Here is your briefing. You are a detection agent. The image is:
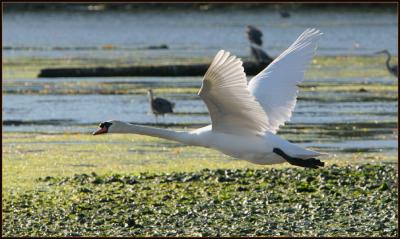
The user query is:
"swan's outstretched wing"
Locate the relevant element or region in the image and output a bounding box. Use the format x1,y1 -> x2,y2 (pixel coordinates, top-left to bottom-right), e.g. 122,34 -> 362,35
199,50 -> 271,135
248,28 -> 323,134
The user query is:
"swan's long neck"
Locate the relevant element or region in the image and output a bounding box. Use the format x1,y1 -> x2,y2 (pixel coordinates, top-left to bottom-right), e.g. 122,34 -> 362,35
114,123 -> 196,145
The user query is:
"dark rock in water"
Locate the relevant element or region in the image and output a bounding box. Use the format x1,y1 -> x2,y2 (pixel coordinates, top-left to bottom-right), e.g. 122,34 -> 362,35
146,44 -> 169,50
359,88 -> 368,92
280,11 -> 291,18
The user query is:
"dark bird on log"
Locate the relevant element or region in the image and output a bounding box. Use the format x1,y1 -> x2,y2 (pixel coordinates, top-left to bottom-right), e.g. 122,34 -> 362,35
147,89 -> 175,118
375,50 -> 398,78
246,25 -> 273,65
246,25 -> 263,46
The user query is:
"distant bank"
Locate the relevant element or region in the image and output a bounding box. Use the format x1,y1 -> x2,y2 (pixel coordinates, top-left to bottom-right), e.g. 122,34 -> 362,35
4,3 -> 397,12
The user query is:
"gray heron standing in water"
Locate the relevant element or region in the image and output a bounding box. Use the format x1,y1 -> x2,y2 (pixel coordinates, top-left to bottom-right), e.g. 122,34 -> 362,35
147,89 -> 174,121
375,50 -> 398,78
246,25 -> 273,66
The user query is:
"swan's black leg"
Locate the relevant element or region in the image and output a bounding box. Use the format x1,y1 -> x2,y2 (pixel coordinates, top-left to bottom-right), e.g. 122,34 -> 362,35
273,148 -> 324,169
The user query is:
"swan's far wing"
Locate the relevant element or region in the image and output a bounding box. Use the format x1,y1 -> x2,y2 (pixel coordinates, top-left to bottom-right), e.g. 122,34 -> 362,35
248,28 -> 323,133
199,50 -> 271,135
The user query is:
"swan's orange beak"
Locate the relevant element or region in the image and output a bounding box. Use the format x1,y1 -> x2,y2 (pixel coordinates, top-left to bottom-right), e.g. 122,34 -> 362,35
93,127 -> 108,135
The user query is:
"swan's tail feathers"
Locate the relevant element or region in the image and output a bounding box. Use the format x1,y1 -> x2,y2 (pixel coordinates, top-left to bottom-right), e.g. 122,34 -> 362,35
273,148 -> 325,169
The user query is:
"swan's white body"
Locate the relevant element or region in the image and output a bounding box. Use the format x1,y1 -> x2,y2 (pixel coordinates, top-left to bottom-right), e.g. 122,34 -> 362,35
94,29 -> 325,166
190,125 -> 322,165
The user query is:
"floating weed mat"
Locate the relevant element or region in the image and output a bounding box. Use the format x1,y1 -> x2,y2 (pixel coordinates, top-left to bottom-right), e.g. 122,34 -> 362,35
2,164 -> 397,236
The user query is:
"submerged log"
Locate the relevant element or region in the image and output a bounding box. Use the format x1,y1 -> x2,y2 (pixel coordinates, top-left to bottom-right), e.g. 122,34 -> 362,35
37,61 -> 270,78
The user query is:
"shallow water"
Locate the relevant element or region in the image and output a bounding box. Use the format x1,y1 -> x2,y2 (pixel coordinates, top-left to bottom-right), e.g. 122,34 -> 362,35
3,93 -> 397,125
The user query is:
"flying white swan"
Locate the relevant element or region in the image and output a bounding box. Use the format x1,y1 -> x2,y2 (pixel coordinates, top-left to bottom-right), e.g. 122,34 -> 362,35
93,28 -> 325,168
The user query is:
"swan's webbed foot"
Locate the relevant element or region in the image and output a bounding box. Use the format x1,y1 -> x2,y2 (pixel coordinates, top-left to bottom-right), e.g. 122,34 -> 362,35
273,148 -> 324,169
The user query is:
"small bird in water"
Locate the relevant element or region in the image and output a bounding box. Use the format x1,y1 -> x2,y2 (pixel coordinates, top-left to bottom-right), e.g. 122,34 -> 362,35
246,25 -> 273,66
147,89 -> 174,120
375,49 -> 398,78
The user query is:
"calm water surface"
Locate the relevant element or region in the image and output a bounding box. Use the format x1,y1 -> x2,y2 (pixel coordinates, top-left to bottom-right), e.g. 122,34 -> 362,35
3,8 -> 398,58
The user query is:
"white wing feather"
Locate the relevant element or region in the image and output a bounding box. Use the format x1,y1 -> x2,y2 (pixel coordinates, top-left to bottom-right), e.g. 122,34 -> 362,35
199,50 -> 271,135
248,28 -> 323,133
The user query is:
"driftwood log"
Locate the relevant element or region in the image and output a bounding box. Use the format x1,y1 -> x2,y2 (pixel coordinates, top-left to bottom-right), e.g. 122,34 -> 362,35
37,61 -> 271,78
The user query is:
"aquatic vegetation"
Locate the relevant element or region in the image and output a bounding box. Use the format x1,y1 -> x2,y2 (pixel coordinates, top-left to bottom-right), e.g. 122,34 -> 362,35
2,164 -> 397,236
